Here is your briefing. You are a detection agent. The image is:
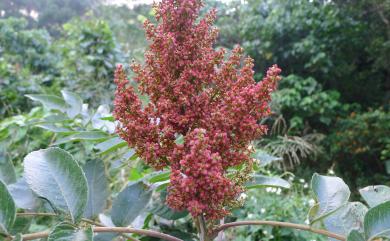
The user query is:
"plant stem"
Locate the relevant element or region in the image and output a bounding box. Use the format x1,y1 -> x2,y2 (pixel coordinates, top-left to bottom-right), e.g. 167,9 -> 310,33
16,212 -> 102,227
15,212 -> 140,241
197,215 -> 209,241
10,227 -> 183,241
212,220 -> 346,241
216,218 -> 224,241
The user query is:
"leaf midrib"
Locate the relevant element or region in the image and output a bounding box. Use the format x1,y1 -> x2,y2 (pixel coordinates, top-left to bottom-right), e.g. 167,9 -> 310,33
47,157 -> 73,221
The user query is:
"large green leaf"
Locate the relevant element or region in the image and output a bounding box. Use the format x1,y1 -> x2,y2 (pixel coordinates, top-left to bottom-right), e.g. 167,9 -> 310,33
53,131 -> 109,145
347,230 -> 365,241
359,185 -> 390,208
48,223 -> 92,241
61,90 -> 83,119
323,202 -> 367,239
26,94 -> 67,112
94,137 -> 127,155
83,160 -> 108,219
7,178 -> 41,210
24,148 -> 88,223
0,154 -> 16,185
0,180 -> 16,235
364,200 -> 390,240
310,173 -> 350,223
111,181 -> 152,227
245,175 -> 290,189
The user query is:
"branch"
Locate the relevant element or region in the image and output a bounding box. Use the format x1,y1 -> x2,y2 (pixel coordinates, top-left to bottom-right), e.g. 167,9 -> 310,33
197,214 -> 209,241
16,227 -> 183,241
16,212 -> 102,227
212,220 -> 346,241
15,213 -> 168,241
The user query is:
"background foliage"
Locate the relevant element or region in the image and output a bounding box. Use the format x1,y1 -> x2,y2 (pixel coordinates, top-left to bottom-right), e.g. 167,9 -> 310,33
0,0 -> 389,240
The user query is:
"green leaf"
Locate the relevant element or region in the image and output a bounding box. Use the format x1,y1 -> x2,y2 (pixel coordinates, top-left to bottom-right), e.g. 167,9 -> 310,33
323,202 -> 367,238
359,185 -> 390,208
83,160 -> 108,219
146,171 -> 171,184
245,175 -> 290,189
156,182 -> 169,192
251,150 -> 282,166
10,217 -> 31,236
91,105 -> 115,133
43,113 -> 70,123
364,200 -> 390,240
310,173 -> 350,223
61,90 -> 83,118
48,223 -> 92,241
99,116 -> 115,121
347,230 -> 365,241
24,148 -> 88,223
94,233 -> 117,241
148,188 -> 188,220
53,131 -> 109,145
128,168 -> 144,181
36,124 -> 75,134
0,180 -> 16,235
26,94 -> 67,112
7,178 -> 41,210
94,137 -> 127,155
111,181 -> 152,227
0,154 -> 16,185
308,203 -> 320,223
12,233 -> 22,241
98,213 -> 114,227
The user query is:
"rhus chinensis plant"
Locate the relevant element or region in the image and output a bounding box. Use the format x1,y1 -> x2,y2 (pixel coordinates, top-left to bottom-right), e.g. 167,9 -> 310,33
2,1 -> 390,241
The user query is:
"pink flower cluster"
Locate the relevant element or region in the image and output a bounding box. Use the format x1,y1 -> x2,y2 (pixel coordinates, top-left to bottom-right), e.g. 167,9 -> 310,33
113,0 -> 281,219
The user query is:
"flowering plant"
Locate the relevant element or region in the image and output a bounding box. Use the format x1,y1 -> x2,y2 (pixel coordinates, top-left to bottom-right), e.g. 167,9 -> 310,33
113,0 -> 281,220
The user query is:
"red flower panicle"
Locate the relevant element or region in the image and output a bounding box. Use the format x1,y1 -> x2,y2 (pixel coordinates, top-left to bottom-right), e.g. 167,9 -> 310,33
114,0 -> 281,219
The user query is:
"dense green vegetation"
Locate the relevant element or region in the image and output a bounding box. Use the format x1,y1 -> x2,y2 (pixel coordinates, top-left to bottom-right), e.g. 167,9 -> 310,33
0,0 -> 389,240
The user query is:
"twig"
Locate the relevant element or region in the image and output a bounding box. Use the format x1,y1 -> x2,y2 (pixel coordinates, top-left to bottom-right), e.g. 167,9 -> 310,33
18,227 -> 183,241
16,212 -> 141,241
16,212 -> 103,227
212,220 -> 346,241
